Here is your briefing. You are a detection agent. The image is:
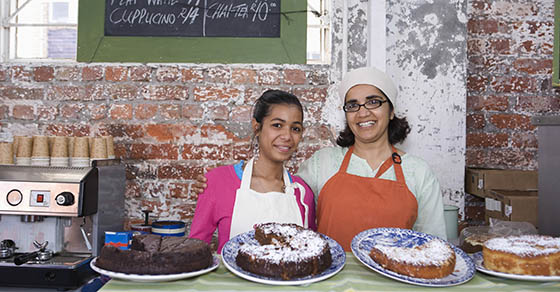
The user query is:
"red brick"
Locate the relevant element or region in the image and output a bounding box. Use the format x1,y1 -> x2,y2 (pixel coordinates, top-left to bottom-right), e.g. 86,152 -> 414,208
541,42 -> 554,55
469,1 -> 491,16
231,68 -> 257,84
488,39 -> 510,54
135,104 -> 158,120
12,105 -> 34,120
157,163 -> 204,180
125,181 -> 142,199
490,114 -> 534,130
0,67 -> 9,81
82,66 -> 103,81
60,104 -> 84,119
467,75 -> 488,92
47,85 -> 86,101
292,87 -> 328,102
143,85 -> 189,100
0,105 -> 7,119
200,124 -> 240,141
511,132 -> 537,148
466,148 -> 536,170
85,84 -> 106,100
467,95 -> 508,111
257,70 -> 282,85
181,68 -> 205,83
46,124 -> 90,137
106,66 -> 128,81
12,66 -> 32,82
466,132 -> 508,147
130,66 -> 152,81
516,40 -> 536,54
33,66 -> 54,82
493,2 -> 537,17
0,86 -> 44,100
512,21 -> 549,36
304,104 -> 323,123
467,19 -> 498,34
110,104 -> 133,120
169,182 -> 192,199
206,67 -> 230,83
307,70 -> 329,85
172,203 -> 197,220
100,124 -> 144,139
515,95 -> 560,113
513,59 -> 552,74
490,76 -> 537,93
129,143 -> 179,160
89,104 -> 107,120
143,181 -> 166,198
156,66 -> 180,82
193,86 -> 240,102
243,87 -> 263,104
207,105 -> 229,121
182,143 -> 233,160
55,66 -> 80,81
231,105 -> 252,122
145,124 -> 195,142
160,104 -> 181,119
283,69 -> 306,85
467,39 -> 485,55
232,142 -> 252,161
467,113 -> 486,129
124,162 -> 157,179
182,104 -> 204,120
107,84 -> 139,100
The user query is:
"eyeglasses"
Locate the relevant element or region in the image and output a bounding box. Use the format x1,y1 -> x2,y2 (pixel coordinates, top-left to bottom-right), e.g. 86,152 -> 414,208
343,99 -> 387,112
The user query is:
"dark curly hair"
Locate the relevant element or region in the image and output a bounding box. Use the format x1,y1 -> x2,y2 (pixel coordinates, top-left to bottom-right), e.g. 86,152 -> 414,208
336,98 -> 411,147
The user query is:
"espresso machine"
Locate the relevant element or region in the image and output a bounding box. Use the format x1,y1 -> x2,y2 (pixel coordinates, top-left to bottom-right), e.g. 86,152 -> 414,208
0,161 -> 125,289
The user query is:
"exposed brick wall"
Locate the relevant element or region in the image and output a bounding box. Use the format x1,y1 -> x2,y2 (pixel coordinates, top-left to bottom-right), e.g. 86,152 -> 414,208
0,64 -> 333,227
466,0 -> 559,171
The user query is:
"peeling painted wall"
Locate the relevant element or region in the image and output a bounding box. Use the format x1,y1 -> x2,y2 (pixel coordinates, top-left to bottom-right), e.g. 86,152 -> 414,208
326,0 -> 468,216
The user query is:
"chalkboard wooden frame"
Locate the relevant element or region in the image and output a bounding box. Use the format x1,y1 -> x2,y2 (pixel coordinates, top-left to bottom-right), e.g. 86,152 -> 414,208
553,0 -> 560,87
77,0 -> 306,64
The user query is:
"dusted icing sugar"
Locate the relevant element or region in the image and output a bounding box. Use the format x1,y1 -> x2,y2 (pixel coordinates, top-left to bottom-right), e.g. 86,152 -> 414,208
484,235 -> 560,257
375,239 -> 454,266
239,223 -> 329,264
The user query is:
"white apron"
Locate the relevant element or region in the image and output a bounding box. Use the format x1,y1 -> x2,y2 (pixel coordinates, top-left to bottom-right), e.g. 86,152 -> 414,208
229,158 -> 309,239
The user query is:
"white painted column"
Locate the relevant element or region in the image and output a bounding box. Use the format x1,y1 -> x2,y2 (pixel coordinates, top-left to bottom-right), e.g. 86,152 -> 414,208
367,0 -> 386,71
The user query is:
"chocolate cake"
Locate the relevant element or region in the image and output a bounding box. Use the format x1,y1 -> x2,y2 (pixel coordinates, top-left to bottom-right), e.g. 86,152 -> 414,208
235,223 -> 332,280
96,234 -> 212,275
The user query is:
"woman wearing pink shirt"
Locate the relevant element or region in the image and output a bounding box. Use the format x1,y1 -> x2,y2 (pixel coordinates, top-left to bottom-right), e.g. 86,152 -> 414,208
188,90 -> 316,253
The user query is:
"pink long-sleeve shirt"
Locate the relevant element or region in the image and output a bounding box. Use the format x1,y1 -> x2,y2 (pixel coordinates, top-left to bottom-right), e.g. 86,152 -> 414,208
189,163 -> 316,253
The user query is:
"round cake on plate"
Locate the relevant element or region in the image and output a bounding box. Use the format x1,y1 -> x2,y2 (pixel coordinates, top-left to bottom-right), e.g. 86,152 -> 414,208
235,223 -> 332,280
96,234 -> 213,275
369,237 -> 456,279
483,235 -> 560,276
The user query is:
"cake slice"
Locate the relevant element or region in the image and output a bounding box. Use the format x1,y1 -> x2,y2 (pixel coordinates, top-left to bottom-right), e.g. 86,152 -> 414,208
369,238 -> 456,279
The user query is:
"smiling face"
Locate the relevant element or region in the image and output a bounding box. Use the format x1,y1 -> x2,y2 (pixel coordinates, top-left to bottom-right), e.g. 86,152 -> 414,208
344,84 -> 394,147
253,104 -> 304,164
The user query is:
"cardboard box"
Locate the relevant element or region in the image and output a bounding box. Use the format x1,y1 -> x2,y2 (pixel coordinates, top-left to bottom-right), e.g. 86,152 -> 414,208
484,190 -> 538,227
465,168 -> 538,197
104,231 -> 133,250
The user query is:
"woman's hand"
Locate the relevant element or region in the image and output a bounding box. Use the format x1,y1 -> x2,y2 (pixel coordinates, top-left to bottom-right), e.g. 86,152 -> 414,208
191,174 -> 208,195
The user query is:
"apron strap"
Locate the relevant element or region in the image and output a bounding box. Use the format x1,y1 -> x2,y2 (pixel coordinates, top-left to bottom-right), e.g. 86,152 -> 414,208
338,146 -> 354,173
374,146 -> 406,184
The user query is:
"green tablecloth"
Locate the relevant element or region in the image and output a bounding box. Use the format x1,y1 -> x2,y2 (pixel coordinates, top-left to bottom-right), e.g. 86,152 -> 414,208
100,253 -> 560,292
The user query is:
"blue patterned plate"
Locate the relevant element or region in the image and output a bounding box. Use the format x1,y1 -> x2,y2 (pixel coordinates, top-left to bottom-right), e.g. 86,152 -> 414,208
472,252 -> 560,281
90,255 -> 219,282
221,230 -> 345,285
351,228 -> 475,287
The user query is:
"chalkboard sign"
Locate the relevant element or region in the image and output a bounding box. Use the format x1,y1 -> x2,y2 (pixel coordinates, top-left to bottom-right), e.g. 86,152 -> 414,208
77,0 -> 306,63
105,0 -> 281,37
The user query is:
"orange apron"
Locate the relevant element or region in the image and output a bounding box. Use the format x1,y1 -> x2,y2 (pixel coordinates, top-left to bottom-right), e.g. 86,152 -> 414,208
317,146 -> 418,251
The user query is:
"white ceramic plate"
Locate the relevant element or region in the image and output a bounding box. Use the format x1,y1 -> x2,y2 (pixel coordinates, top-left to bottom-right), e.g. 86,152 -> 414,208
90,255 -> 219,282
221,230 -> 345,286
472,252 -> 560,281
351,228 -> 475,287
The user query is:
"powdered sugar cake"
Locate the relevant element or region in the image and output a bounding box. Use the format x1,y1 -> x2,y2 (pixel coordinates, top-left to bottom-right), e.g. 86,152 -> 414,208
483,235 -> 560,276
369,238 -> 456,279
235,223 -> 332,280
